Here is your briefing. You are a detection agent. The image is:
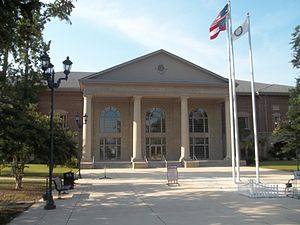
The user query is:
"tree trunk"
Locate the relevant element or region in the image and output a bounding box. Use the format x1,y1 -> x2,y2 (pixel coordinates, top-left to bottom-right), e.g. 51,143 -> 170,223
12,158 -> 25,190
15,173 -> 23,189
0,48 -> 9,82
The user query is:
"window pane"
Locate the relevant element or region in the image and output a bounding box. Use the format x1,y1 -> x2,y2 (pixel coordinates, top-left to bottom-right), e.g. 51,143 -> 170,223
195,138 -> 204,144
100,107 -> 121,133
189,137 -> 209,160
189,108 -> 208,134
100,137 -> 121,160
238,117 -> 248,129
146,108 -> 166,133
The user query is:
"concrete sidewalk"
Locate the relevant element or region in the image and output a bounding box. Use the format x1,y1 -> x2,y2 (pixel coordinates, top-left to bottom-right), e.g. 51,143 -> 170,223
9,167 -> 300,225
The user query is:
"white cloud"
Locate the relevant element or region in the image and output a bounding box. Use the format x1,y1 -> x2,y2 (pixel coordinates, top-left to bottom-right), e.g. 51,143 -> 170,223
73,0 -> 228,75
69,0 -> 297,85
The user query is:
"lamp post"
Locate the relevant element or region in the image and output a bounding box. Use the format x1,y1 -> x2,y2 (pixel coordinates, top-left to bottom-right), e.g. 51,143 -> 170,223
75,113 -> 88,178
41,52 -> 73,210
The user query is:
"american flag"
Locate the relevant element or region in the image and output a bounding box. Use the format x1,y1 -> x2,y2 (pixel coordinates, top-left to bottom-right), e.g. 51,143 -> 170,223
209,4 -> 229,40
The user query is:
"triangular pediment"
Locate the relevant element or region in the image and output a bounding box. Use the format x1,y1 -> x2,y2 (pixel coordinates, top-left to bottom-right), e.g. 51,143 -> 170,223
80,49 -> 228,85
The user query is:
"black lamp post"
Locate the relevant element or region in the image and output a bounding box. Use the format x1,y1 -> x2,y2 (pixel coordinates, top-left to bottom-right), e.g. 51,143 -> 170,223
41,52 -> 73,210
75,113 -> 88,179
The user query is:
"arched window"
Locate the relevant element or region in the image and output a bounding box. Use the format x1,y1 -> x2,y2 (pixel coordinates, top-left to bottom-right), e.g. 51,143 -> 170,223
99,107 -> 121,160
189,108 -> 209,160
146,108 -> 165,133
189,108 -> 208,133
100,107 -> 121,133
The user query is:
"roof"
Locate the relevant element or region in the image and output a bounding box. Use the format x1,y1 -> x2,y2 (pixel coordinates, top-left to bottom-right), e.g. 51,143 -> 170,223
55,71 -> 94,89
236,80 -> 292,95
55,49 -> 293,95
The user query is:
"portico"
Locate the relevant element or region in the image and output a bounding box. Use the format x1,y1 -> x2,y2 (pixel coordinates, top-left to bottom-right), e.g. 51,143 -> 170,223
79,50 -> 232,168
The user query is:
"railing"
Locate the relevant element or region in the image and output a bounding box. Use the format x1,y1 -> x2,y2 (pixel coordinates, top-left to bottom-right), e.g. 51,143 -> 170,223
144,155 -> 148,163
130,156 -> 134,169
182,159 -> 187,168
238,179 -> 279,198
162,155 -> 167,168
192,154 -> 198,160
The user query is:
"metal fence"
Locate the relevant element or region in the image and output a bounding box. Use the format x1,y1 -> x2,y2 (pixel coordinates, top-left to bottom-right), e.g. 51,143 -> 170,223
238,179 -> 279,198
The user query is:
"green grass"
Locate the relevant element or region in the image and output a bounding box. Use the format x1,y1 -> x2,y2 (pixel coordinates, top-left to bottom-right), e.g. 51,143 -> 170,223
259,160 -> 299,172
0,164 -> 78,178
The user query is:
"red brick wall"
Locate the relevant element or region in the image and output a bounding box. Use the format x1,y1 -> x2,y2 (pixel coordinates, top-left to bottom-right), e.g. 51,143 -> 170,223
38,90 -> 83,131
237,94 -> 289,133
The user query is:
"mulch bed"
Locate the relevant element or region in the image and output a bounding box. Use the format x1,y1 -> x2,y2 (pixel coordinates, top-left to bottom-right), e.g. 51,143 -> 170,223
0,181 -> 45,225
0,202 -> 33,225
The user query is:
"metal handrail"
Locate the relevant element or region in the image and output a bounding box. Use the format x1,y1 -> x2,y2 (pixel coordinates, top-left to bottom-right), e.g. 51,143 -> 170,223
193,154 -> 198,160
144,155 -> 148,163
162,155 -> 167,168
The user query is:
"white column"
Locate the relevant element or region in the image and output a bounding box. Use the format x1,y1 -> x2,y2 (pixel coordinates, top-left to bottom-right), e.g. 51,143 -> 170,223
180,96 -> 190,161
132,96 -> 142,160
82,95 -> 92,162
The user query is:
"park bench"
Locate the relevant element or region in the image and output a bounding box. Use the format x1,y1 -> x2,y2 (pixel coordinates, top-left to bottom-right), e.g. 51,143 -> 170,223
52,176 -> 72,199
285,171 -> 300,197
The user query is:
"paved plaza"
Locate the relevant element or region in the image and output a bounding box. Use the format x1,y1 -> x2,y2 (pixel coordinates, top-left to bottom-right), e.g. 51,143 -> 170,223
9,167 -> 300,225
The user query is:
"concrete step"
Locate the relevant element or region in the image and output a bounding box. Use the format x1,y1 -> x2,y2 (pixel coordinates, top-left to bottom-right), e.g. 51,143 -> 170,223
147,161 -> 182,168
83,160 -> 246,169
93,161 -> 132,169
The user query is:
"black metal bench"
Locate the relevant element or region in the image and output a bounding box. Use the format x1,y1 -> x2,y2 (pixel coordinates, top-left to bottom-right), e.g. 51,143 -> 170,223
285,171 -> 300,197
285,178 -> 294,194
52,176 -> 72,199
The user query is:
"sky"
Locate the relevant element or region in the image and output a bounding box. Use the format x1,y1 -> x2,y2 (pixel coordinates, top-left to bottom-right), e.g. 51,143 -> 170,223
44,0 -> 300,86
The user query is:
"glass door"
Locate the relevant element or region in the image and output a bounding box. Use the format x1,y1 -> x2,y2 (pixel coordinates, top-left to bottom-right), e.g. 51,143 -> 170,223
150,145 -> 162,160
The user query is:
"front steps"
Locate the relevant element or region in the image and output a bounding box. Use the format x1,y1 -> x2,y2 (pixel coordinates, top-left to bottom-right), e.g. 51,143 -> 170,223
81,160 -> 246,169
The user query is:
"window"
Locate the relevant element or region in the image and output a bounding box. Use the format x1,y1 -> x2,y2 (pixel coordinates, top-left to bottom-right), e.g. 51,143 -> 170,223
189,108 -> 208,133
99,107 -> 121,160
100,138 -> 121,160
145,108 -> 166,160
190,137 -> 209,159
189,108 -> 209,159
238,117 -> 249,130
146,108 -> 166,133
100,107 -> 121,133
59,114 -> 67,129
54,110 -> 68,129
273,113 -> 281,128
145,137 -> 166,160
272,105 -> 280,111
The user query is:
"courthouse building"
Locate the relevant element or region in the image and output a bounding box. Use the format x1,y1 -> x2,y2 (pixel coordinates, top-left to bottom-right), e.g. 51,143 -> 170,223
38,50 -> 292,168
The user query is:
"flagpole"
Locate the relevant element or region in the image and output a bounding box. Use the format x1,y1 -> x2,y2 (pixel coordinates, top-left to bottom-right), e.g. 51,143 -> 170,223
247,13 -> 260,183
226,14 -> 236,184
228,0 -> 241,181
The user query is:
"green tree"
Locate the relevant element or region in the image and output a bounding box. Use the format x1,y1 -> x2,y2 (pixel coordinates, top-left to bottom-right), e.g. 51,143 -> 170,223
291,25 -> 300,69
0,0 -> 76,189
272,25 -> 300,160
0,104 -> 77,189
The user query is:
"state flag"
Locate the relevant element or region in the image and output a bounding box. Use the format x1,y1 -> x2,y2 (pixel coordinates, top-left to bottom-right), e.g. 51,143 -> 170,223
232,18 -> 249,41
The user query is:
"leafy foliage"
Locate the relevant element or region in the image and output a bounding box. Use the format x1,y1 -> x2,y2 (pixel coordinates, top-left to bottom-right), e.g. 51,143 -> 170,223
291,25 -> 300,69
0,0 -> 76,189
271,25 -> 300,160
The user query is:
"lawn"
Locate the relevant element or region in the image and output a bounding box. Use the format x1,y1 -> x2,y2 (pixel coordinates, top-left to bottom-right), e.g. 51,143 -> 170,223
0,164 -> 78,178
259,160 -> 299,172
0,164 -> 77,225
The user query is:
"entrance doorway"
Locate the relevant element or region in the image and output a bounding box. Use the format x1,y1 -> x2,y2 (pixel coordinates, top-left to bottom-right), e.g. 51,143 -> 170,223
100,137 -> 121,160
149,145 -> 163,160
